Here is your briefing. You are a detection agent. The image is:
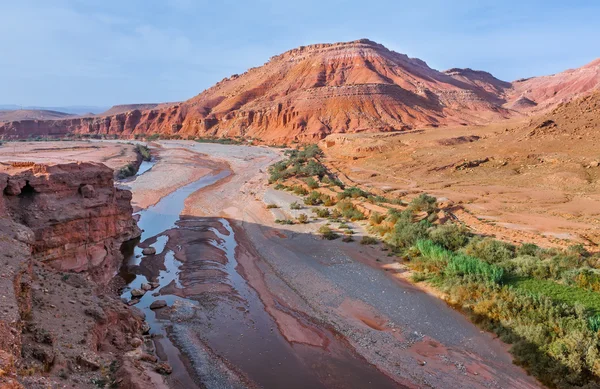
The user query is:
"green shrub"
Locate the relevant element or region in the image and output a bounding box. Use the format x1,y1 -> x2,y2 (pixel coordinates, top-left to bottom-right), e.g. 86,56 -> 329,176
302,160 -> 327,177
292,186 -> 308,196
135,144 -> 152,161
517,243 -> 541,256
266,204 -> 279,209
320,194 -> 336,206
369,212 -> 385,225
407,193 -> 437,213
290,201 -> 302,210
318,226 -> 339,240
429,223 -> 471,251
336,201 -> 365,221
463,237 -> 515,263
338,187 -> 370,200
446,253 -> 504,283
384,212 -> 429,248
296,214 -> 309,224
275,219 -> 294,225
304,191 -> 323,206
305,177 -> 319,189
589,315 -> 600,332
360,236 -> 379,245
312,208 -> 330,218
117,163 -> 137,179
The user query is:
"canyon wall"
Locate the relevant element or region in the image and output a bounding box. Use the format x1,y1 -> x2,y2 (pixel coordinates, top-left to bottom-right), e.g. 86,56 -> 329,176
0,162 -> 142,387
0,162 -> 141,282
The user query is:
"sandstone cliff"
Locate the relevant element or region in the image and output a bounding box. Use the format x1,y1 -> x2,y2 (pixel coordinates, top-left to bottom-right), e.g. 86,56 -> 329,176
0,162 -> 145,388
0,162 -> 141,282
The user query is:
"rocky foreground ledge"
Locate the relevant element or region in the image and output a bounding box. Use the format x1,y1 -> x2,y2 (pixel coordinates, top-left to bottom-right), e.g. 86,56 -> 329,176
0,162 -> 159,388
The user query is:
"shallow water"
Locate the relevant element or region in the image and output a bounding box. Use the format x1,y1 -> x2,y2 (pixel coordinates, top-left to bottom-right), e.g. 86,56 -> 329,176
136,158 -> 156,176
119,169 -> 402,388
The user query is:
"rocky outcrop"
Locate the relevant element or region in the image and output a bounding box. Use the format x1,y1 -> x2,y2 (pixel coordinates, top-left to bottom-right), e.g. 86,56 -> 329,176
0,39 -> 598,144
0,162 -> 141,282
0,162 -> 144,388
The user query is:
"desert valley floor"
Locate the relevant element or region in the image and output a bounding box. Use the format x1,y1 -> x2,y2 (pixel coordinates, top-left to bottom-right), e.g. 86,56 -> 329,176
0,140 -> 546,388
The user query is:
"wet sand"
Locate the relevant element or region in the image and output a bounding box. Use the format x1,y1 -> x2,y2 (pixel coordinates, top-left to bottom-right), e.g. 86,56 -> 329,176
120,140 -> 543,389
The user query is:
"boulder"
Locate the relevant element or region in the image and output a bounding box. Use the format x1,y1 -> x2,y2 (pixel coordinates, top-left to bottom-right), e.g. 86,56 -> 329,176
155,362 -> 172,375
142,247 -> 156,255
131,289 -> 145,298
141,283 -> 152,291
149,300 -> 168,310
129,337 -> 143,348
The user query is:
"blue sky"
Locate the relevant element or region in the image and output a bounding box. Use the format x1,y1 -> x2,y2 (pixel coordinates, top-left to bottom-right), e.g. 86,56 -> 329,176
1,0 -> 599,107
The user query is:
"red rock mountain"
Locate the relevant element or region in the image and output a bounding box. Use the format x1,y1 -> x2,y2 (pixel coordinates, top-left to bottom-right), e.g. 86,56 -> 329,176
0,39 -> 598,143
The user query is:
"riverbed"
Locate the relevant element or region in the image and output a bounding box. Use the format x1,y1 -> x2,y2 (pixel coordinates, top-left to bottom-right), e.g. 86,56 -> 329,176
118,141 -> 542,389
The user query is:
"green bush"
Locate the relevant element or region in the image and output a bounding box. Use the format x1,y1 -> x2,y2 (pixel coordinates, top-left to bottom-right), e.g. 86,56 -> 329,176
318,225 -> 339,240
369,212 -> 385,225
117,163 -> 137,179
290,201 -> 302,210
296,214 -> 308,224
360,236 -> 379,245
305,177 -> 319,189
407,193 -> 437,213
320,194 -> 336,206
336,201 -> 365,221
429,223 -> 471,251
446,253 -> 504,283
304,191 -> 323,206
312,208 -> 330,218
135,144 -> 152,161
384,211 -> 429,248
292,186 -> 308,196
338,187 -> 370,200
463,237 -> 515,263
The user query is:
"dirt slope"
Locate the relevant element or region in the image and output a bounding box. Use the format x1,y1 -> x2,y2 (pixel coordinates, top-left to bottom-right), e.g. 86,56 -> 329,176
507,58 -> 600,112
321,92 -> 600,249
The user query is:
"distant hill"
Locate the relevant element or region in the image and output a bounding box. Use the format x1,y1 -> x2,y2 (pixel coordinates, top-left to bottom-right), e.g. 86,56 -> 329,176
98,103 -> 179,116
0,109 -> 74,122
0,105 -> 108,115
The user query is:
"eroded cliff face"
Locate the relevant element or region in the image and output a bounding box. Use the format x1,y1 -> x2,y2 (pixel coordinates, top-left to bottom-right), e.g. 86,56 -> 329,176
0,162 -> 146,388
1,162 -> 141,282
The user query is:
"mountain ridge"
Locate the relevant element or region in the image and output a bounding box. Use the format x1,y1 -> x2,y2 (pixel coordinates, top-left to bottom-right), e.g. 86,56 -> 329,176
0,39 -> 598,143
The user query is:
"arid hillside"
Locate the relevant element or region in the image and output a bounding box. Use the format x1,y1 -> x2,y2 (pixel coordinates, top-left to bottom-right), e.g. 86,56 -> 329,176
507,58 -> 600,112
321,91 -> 600,249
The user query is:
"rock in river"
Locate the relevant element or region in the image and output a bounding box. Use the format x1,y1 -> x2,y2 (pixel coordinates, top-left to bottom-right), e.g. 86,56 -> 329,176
131,289 -> 145,298
149,300 -> 167,310
142,247 -> 156,255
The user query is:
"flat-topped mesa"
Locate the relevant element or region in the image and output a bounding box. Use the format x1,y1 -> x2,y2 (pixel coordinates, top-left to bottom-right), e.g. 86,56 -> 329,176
0,40 -> 598,144
0,162 -> 141,283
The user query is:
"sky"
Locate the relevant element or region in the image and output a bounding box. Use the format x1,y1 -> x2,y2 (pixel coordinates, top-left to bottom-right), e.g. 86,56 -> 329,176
1,0 -> 599,107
